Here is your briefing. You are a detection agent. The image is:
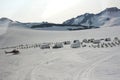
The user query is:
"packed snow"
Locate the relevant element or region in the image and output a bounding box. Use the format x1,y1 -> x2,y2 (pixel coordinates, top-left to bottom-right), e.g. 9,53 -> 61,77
0,26 -> 120,80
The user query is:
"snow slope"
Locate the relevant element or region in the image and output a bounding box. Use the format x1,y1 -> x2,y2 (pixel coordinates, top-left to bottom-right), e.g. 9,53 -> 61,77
0,26 -> 120,80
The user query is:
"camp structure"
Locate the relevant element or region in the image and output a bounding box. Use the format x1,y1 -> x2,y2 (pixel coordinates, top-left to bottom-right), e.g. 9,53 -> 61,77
92,40 -> 101,44
52,42 -> 63,49
40,43 -> 50,49
105,38 -> 111,42
71,40 -> 80,48
63,41 -> 71,45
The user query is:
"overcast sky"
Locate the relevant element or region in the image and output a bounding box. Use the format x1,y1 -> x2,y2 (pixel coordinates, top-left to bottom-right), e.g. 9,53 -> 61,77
0,0 -> 120,23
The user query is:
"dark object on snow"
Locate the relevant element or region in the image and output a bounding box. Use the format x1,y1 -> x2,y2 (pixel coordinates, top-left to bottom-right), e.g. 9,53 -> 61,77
40,44 -> 50,49
52,43 -> 63,49
63,41 -> 71,45
71,40 -> 80,48
105,38 -> 111,41
5,49 -> 20,55
92,40 -> 101,44
73,40 -> 80,43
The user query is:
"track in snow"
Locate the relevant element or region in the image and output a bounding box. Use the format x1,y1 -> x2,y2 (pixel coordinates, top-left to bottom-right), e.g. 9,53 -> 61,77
76,51 -> 118,80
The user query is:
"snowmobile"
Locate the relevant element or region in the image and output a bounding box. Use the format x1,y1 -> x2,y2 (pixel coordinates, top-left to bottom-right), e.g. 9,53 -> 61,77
5,49 -> 20,55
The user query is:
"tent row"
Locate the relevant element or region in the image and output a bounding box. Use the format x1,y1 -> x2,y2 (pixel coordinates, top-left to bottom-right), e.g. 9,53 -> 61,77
1,37 -> 120,50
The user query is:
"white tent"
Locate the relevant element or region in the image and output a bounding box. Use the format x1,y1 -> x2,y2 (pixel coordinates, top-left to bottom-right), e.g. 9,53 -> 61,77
71,40 -> 80,48
52,42 -> 63,49
40,43 -> 50,49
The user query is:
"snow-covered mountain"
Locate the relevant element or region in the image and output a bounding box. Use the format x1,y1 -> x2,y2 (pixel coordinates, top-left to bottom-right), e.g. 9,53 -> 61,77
0,7 -> 120,30
0,17 -> 25,28
63,7 -> 120,27
0,17 -> 43,28
0,17 -> 13,24
0,17 -> 89,31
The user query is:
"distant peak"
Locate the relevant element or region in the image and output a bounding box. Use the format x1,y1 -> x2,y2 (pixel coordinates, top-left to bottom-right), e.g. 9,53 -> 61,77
84,13 -> 93,15
104,7 -> 120,12
0,17 -> 13,22
84,13 -> 94,16
76,13 -> 94,18
96,7 -> 120,16
0,17 -> 10,20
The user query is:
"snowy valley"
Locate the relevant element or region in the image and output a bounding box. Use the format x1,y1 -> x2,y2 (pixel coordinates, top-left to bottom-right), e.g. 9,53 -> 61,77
0,26 -> 120,80
0,7 -> 120,80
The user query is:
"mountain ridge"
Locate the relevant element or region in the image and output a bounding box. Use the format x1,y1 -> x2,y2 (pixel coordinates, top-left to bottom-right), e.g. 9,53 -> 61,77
0,7 -> 120,29
63,7 -> 120,27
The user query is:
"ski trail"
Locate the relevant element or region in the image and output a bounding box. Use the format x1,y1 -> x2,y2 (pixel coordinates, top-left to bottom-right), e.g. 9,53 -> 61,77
76,52 -> 117,80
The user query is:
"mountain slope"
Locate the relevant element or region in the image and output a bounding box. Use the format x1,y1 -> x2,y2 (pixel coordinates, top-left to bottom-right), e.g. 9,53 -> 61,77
0,17 -> 44,29
63,7 -> 120,27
